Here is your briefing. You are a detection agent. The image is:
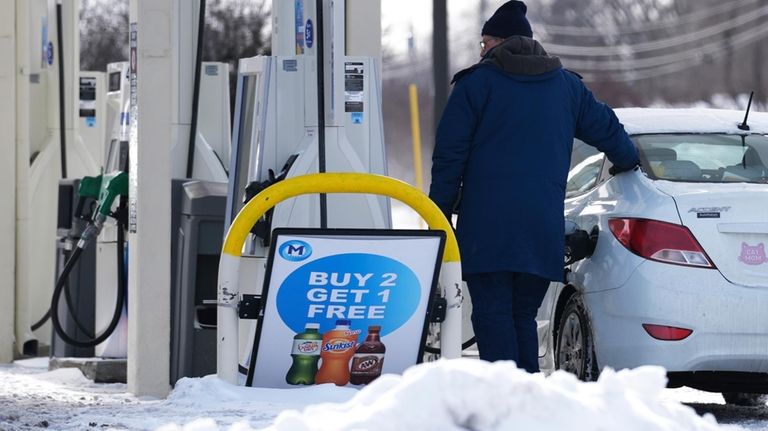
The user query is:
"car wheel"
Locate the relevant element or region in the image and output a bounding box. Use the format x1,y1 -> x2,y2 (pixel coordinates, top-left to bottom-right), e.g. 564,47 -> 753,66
722,392 -> 768,407
555,294 -> 599,381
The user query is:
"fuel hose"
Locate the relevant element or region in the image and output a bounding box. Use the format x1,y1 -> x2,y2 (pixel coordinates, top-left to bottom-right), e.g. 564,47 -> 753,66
30,250 -> 94,335
50,218 -> 127,348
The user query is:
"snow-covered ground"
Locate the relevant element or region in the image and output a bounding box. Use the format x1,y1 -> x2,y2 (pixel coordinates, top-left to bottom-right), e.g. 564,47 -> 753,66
3,357 -> 768,431
3,201 -> 766,431
4,203 -> 768,430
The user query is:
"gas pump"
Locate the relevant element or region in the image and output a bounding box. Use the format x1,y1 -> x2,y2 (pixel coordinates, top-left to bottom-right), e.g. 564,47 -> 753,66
78,71 -> 107,165
41,2 -> 231,394
94,61 -> 130,358
49,61 -> 132,359
50,55 -> 233,364
226,0 -> 389,274
48,69 -> 109,359
50,171 -> 129,353
226,0 -> 389,245
222,0 -> 390,381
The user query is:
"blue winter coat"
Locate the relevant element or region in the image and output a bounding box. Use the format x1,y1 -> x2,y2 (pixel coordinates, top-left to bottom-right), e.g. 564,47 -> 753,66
429,37 -> 639,282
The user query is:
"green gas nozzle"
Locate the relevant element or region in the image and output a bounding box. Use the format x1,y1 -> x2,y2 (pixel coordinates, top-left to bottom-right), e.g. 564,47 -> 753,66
77,175 -> 103,199
76,172 -> 129,249
96,172 -> 129,218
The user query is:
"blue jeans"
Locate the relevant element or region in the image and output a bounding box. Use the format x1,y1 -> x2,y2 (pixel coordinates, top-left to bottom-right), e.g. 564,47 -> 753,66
465,272 -> 550,372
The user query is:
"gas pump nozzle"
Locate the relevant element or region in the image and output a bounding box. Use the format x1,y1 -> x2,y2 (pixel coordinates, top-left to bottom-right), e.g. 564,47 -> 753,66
563,220 -> 598,283
76,172 -> 129,249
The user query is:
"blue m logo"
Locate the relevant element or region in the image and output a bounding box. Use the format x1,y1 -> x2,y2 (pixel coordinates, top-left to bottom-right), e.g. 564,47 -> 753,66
279,240 -> 312,262
287,245 -> 304,255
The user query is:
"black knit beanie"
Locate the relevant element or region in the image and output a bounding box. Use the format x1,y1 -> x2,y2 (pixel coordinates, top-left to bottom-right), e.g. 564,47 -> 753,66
481,1 -> 533,39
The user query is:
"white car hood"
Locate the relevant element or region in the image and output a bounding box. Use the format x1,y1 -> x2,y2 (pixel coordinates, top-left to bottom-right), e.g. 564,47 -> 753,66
654,181 -> 768,288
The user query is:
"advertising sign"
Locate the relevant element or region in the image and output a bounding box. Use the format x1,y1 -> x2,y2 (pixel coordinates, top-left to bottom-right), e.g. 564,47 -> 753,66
247,229 -> 445,388
128,23 -> 138,233
294,0 -> 304,54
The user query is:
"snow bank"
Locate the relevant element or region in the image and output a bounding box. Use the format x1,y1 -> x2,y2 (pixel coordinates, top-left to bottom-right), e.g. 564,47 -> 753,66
166,375 -> 358,410
264,359 -> 736,431
161,359 -> 741,431
34,367 -> 94,386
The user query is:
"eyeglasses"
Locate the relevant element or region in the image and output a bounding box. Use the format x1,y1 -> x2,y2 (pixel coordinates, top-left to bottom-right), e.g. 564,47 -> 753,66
479,37 -> 503,51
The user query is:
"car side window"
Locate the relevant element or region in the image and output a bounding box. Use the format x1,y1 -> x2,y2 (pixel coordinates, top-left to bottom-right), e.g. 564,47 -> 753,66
566,140 -> 604,198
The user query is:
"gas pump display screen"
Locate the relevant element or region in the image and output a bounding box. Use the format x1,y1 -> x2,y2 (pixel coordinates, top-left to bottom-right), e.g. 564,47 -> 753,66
344,62 -> 365,113
109,71 -> 121,92
247,228 -> 445,389
79,77 -> 97,117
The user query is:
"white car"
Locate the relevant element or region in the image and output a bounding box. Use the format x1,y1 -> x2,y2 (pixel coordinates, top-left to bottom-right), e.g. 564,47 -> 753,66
536,108 -> 768,404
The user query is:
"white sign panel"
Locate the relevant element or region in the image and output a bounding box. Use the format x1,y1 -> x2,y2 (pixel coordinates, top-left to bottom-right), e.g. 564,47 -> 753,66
248,229 -> 445,389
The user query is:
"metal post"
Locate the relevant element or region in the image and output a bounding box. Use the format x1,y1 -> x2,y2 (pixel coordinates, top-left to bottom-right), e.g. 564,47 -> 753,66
56,1 -> 67,178
432,0 -> 449,131
316,0 -> 328,228
185,0 -> 206,179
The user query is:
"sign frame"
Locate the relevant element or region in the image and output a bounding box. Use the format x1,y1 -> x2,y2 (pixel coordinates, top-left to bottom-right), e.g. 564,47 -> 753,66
245,228 -> 446,388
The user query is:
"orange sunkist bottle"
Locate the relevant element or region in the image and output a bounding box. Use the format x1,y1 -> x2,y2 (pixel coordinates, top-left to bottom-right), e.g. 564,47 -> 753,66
314,319 -> 361,386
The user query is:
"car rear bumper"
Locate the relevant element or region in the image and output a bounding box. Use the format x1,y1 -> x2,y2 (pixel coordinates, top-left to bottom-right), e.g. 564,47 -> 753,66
667,371 -> 768,393
588,260 -> 768,374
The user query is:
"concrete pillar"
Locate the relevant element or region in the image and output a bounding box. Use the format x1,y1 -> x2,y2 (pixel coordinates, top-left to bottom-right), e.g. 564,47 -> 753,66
14,0 -> 84,352
345,0 -> 381,59
271,0 -> 294,56
0,0 -> 17,364
14,0 -> 35,357
127,0 -> 173,397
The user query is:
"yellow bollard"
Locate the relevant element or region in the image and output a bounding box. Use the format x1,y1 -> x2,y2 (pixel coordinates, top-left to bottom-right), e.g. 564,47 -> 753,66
409,84 -> 424,192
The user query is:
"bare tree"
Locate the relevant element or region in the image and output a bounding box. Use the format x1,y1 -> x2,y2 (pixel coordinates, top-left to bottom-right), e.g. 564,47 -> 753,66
80,0 -> 269,70
203,0 -> 270,61
80,0 -> 270,115
79,0 -> 129,71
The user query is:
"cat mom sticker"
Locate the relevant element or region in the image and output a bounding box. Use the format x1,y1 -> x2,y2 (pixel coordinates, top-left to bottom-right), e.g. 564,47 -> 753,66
739,242 -> 767,265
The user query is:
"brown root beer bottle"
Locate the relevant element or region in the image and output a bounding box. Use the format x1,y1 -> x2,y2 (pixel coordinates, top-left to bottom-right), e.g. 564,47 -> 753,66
349,325 -> 386,385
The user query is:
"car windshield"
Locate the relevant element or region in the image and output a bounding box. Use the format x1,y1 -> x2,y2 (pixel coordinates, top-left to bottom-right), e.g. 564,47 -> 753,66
633,134 -> 768,184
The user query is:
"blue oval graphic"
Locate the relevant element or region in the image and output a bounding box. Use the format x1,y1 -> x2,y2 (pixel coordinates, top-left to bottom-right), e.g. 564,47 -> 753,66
279,240 -> 312,262
276,253 -> 421,337
47,42 -> 54,65
305,19 -> 314,49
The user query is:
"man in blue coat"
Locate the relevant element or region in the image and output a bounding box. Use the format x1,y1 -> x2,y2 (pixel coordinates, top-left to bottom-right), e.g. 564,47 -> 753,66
429,0 -> 639,372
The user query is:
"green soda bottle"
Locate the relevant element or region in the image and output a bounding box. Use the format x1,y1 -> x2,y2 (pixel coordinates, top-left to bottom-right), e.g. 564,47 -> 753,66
285,323 -> 323,385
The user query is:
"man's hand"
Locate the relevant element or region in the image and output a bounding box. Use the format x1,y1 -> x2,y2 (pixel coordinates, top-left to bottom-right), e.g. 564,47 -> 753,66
609,163 -> 639,176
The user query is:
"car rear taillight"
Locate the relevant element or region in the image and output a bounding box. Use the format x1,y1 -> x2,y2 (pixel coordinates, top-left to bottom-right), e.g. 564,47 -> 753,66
608,218 -> 715,268
642,324 -> 693,341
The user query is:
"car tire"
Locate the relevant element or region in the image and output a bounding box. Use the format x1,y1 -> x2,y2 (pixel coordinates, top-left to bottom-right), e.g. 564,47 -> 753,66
555,294 -> 599,381
722,392 -> 768,407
